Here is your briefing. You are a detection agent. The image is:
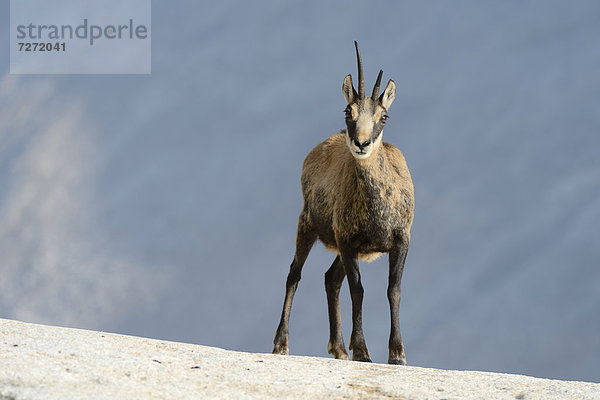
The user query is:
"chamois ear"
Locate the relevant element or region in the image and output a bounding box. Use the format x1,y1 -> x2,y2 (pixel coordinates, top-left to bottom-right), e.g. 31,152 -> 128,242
379,79 -> 396,109
342,74 -> 357,105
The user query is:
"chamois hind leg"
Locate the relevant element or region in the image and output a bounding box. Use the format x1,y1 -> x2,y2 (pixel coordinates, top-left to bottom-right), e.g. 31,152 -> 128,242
387,232 -> 409,365
273,225 -> 316,355
339,246 -> 371,362
325,256 -> 349,360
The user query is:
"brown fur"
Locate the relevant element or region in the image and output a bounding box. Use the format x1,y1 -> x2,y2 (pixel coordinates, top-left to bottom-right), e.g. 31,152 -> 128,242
299,132 -> 413,261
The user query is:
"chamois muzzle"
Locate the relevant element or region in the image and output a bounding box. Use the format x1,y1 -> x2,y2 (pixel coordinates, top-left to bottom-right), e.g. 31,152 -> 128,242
353,139 -> 371,153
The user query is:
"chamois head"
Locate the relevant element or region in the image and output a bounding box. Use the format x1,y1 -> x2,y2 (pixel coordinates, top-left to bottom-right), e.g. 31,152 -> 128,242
342,41 -> 396,160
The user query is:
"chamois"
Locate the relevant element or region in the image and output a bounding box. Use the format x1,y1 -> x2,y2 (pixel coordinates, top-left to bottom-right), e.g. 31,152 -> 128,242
273,41 -> 414,364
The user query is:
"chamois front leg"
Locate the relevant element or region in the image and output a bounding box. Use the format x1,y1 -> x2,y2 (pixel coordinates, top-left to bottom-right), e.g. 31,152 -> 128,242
387,232 -> 409,365
273,226 -> 316,355
324,256 -> 350,360
340,245 -> 371,362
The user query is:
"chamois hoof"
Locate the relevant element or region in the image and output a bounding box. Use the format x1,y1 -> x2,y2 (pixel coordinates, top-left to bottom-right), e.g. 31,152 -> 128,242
329,349 -> 350,360
327,341 -> 350,360
388,350 -> 407,365
272,344 -> 289,355
352,349 -> 372,362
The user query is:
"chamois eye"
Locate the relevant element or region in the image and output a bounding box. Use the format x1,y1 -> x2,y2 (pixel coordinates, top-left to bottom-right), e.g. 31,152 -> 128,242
380,115 -> 389,124
344,108 -> 352,119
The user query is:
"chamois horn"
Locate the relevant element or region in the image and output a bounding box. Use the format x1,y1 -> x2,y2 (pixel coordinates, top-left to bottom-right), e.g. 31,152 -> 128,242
354,41 -> 365,98
372,69 -> 383,101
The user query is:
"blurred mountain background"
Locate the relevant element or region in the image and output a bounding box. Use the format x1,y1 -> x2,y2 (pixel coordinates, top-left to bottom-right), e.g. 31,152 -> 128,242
0,0 -> 599,382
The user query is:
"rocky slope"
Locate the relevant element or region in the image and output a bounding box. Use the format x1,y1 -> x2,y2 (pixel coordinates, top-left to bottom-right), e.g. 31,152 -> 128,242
1,319 -> 598,400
